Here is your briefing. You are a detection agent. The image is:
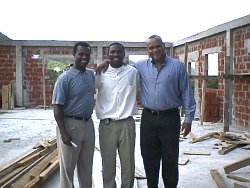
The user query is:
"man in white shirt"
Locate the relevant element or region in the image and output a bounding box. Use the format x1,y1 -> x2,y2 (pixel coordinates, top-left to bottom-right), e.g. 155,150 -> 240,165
95,42 -> 139,188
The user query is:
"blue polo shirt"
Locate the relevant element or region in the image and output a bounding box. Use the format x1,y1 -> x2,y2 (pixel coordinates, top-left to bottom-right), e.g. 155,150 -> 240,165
52,67 -> 95,118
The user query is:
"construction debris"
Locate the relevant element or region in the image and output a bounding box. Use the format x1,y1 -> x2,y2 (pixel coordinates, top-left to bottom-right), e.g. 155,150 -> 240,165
210,169 -> 227,188
0,137 -> 58,188
223,157 -> 250,174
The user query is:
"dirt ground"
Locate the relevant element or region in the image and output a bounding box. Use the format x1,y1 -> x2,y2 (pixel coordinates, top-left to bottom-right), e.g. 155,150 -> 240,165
0,108 -> 249,188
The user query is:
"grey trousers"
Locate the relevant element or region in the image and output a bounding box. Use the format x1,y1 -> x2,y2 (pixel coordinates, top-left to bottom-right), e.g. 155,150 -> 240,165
57,117 -> 95,188
99,116 -> 136,188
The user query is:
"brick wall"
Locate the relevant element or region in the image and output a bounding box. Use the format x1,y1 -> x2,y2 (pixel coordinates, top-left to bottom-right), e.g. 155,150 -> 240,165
0,46 -> 16,107
233,26 -> 250,128
173,26 -> 250,128
174,34 -> 226,122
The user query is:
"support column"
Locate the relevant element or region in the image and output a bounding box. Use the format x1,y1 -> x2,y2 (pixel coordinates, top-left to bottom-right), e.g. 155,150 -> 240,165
15,44 -> 24,106
224,30 -> 233,132
96,45 -> 103,65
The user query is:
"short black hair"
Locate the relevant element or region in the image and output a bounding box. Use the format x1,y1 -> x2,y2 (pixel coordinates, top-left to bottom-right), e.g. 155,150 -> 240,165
108,42 -> 125,53
147,35 -> 165,47
73,42 -> 91,56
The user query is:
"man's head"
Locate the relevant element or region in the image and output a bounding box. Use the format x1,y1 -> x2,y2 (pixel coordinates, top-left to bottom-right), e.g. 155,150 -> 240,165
146,35 -> 166,63
73,42 -> 91,70
108,42 -> 125,68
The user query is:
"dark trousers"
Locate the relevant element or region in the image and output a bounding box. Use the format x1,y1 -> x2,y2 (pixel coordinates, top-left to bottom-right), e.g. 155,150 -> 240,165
140,108 -> 180,188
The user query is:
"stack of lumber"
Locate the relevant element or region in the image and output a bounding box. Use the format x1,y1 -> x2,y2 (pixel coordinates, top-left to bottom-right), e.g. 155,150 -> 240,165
0,137 -> 58,188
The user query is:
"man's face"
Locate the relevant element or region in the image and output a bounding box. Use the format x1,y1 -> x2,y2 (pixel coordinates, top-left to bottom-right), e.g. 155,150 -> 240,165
108,45 -> 125,68
146,38 -> 165,61
74,45 -> 91,69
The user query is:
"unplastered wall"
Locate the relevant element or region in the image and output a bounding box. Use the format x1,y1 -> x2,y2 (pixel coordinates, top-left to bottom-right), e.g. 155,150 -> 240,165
173,27 -> 250,128
0,46 -> 16,107
232,26 -> 250,128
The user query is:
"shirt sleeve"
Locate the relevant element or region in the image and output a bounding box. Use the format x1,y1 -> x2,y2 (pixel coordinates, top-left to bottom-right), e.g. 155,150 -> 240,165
51,74 -> 68,105
178,63 -> 196,125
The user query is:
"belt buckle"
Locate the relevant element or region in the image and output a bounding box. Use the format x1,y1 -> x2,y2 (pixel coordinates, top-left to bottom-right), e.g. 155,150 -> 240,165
103,118 -> 111,124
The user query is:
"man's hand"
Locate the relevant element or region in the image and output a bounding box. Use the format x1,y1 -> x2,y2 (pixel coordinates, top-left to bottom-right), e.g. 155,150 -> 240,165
60,131 -> 72,146
181,122 -> 191,138
95,60 -> 110,75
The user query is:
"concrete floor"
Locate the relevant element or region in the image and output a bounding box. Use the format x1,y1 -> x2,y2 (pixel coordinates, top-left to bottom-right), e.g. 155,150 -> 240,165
0,108 -> 249,188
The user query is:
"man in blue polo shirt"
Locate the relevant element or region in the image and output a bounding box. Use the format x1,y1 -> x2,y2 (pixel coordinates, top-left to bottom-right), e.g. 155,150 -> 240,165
52,42 -> 95,188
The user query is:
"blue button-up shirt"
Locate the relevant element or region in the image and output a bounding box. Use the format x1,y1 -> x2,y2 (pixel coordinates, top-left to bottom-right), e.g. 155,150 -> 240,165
134,56 -> 196,124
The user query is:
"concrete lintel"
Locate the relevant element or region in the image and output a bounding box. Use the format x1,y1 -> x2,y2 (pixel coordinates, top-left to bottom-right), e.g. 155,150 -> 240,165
202,46 -> 221,56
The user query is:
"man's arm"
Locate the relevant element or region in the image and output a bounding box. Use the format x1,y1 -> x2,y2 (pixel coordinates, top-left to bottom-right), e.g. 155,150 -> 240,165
53,104 -> 71,146
95,60 -> 109,75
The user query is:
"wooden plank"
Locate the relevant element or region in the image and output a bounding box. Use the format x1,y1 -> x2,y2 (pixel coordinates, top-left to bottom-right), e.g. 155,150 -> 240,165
189,132 -> 214,144
226,140 -> 250,145
23,177 -> 41,188
218,144 -> 238,155
17,152 -> 41,166
189,132 -> 196,142
2,85 -> 9,110
226,174 -> 250,182
224,157 -> 250,174
178,157 -> 189,165
234,183 -> 248,188
0,166 -> 25,186
3,155 -> 47,188
210,169 -> 227,188
0,148 -> 42,178
182,150 -> 210,155
39,157 -> 59,181
10,152 -> 51,188
29,149 -> 58,179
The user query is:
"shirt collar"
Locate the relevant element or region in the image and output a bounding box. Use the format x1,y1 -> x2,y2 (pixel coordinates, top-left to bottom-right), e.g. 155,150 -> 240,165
108,64 -> 125,72
69,67 -> 87,74
149,56 -> 168,67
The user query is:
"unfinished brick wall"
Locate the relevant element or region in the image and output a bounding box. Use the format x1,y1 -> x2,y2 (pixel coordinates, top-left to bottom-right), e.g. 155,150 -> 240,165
173,27 -> 250,128
233,26 -> 250,128
0,46 -> 16,107
174,34 -> 226,122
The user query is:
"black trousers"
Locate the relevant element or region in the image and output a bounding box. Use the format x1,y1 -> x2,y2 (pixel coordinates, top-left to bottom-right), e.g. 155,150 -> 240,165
140,108 -> 180,188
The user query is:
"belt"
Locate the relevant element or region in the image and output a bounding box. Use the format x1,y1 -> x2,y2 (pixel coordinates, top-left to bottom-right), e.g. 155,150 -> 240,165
101,116 -> 131,124
65,116 -> 90,121
144,107 -> 178,115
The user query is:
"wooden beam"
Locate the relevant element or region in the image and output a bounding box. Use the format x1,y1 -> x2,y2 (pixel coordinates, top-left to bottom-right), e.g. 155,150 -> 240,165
210,169 -> 227,188
189,132 -> 214,144
39,158 -> 59,181
227,174 -> 250,182
218,144 -> 238,155
182,150 -> 210,155
234,183 -> 248,188
224,157 -> 250,174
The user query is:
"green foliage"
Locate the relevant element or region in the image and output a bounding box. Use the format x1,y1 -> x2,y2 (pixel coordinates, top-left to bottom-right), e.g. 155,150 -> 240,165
47,59 -> 72,85
207,79 -> 218,89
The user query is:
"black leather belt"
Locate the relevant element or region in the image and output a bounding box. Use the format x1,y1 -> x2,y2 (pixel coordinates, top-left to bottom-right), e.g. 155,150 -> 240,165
101,116 -> 131,124
66,116 -> 90,121
144,107 -> 178,115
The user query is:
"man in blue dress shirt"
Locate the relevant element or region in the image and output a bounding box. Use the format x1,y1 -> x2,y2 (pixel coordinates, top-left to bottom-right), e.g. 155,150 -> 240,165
134,35 -> 196,188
